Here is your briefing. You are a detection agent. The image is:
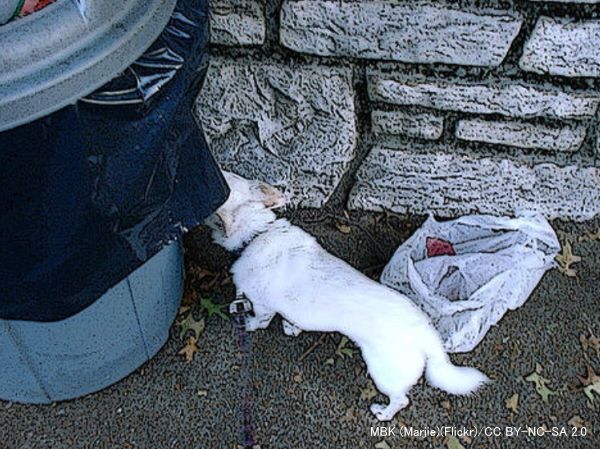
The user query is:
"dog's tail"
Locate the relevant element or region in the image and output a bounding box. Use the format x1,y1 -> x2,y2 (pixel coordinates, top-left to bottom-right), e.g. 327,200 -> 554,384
424,341 -> 488,396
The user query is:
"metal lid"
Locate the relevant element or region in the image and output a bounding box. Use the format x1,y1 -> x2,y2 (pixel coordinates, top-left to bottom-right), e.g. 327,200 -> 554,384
0,0 -> 177,132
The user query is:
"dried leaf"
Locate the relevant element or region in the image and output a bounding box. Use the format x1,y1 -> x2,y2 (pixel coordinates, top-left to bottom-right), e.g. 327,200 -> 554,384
197,389 -> 208,397
336,223 -> 351,234
580,331 -> 600,357
360,379 -> 378,401
459,433 -> 472,445
525,370 -> 556,403
506,393 -> 519,413
555,241 -> 581,277
178,314 -> 205,340
579,366 -> 600,402
374,441 -> 390,449
177,306 -> 190,317
181,285 -> 198,306
292,372 -> 303,383
188,266 -> 215,281
440,400 -> 451,410
339,407 -> 359,424
444,435 -> 466,449
178,337 -> 199,362
220,275 -> 233,286
567,415 -> 586,429
535,362 -> 543,374
577,230 -> 600,243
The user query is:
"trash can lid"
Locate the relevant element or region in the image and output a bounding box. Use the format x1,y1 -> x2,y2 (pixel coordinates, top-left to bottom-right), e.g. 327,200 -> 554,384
0,0 -> 177,132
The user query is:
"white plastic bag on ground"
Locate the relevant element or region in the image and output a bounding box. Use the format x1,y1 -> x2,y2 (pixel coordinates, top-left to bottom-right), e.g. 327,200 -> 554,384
380,215 -> 560,353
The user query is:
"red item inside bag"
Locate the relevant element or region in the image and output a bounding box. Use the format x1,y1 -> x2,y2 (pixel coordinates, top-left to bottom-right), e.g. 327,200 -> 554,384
426,237 -> 456,257
19,0 -> 56,16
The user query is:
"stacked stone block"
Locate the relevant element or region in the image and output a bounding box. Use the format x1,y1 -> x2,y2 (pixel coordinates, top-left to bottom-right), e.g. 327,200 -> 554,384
197,0 -> 600,220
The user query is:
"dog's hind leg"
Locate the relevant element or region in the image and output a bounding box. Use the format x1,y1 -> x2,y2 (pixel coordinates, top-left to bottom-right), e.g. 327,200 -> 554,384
362,346 -> 423,421
370,395 -> 410,421
282,319 -> 302,336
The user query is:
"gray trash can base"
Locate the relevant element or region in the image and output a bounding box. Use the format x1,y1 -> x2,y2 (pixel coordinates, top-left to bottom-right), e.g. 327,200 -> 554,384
0,241 -> 183,404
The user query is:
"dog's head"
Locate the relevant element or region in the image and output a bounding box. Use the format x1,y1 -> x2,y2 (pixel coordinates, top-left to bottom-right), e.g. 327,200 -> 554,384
206,171 -> 287,250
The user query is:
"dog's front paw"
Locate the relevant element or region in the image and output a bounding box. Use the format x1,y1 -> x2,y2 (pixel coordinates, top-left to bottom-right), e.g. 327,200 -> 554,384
244,313 -> 275,332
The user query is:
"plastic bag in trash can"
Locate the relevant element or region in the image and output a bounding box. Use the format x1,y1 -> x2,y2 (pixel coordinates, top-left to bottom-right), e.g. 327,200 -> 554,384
380,215 -> 560,353
0,0 -> 228,322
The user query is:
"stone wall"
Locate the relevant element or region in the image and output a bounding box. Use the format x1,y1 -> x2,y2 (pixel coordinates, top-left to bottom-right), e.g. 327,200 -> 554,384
197,0 -> 600,220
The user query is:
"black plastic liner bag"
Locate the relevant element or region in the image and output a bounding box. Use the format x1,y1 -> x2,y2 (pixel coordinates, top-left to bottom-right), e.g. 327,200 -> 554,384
0,0 -> 228,322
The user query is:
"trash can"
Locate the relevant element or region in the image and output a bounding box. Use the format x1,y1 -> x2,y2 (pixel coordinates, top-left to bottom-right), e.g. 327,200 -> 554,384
0,0 -> 228,403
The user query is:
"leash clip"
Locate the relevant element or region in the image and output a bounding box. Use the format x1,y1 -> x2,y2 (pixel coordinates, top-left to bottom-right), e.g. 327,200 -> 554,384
229,297 -> 252,316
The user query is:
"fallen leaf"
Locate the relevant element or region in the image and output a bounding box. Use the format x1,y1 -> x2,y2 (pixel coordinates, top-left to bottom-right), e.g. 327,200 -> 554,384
292,372 -> 303,383
444,435 -> 466,449
374,441 -> 390,449
177,306 -> 190,317
178,314 -> 205,340
525,370 -> 556,403
567,415 -> 586,429
440,400 -> 451,410
459,433 -> 472,445
579,366 -> 600,402
220,275 -> 233,286
579,331 -> 600,357
189,266 -> 215,279
360,379 -> 378,401
197,389 -> 208,397
555,241 -> 581,277
336,223 -> 351,234
335,336 -> 356,358
505,393 -> 519,413
200,297 -> 229,321
178,337 -> 199,362
339,407 -> 359,424
577,230 -> 600,243
181,285 -> 198,306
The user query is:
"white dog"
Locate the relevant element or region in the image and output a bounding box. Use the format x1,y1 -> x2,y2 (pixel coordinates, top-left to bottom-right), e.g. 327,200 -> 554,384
207,171 -> 488,421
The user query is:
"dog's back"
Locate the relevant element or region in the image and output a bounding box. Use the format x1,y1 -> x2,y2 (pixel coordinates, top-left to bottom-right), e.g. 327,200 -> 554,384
231,219 -> 431,334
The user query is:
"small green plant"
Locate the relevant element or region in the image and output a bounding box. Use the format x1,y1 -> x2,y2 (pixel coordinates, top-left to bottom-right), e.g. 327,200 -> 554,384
336,336 -> 356,358
199,297 -> 229,321
325,336 -> 356,365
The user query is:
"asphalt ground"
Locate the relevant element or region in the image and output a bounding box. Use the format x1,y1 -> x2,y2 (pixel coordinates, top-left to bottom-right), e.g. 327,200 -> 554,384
1,209 -> 599,449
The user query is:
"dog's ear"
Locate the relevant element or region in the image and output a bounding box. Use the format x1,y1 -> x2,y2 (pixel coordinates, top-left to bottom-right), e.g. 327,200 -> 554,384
256,182 -> 285,208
